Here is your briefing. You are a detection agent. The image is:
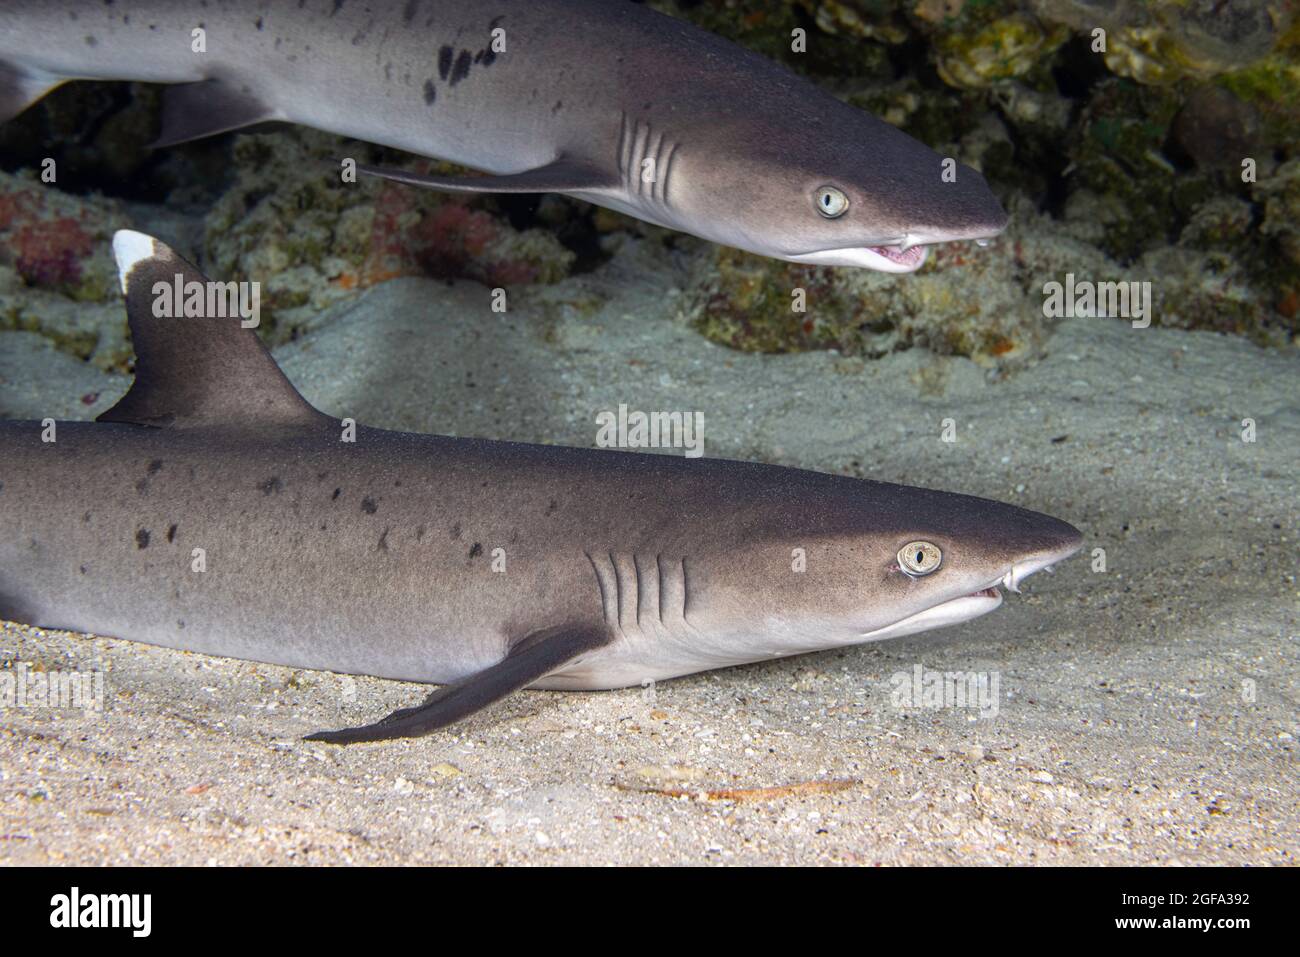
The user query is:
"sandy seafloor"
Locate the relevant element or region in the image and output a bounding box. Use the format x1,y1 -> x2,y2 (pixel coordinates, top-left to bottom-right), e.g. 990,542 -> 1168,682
0,238 -> 1296,865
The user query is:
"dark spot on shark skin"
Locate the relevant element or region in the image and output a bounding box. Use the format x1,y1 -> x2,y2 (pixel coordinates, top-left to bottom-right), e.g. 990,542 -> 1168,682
416,524 -> 426,540
423,80 -> 437,105
178,620 -> 185,630
450,522 -> 462,540
255,16 -> 264,30
403,0 -> 422,24
167,524 -> 177,543
259,477 -> 284,495
331,0 -> 345,16
136,528 -> 150,549
377,527 -> 391,552
450,51 -> 473,86
79,565 -> 87,575
136,458 -> 164,495
545,499 -> 558,515
469,542 -> 483,558
553,100 -> 563,114
438,46 -> 453,81
85,36 -> 98,46
82,511 -> 91,522
332,487 -> 342,500
316,471 -> 328,481
361,496 -> 378,514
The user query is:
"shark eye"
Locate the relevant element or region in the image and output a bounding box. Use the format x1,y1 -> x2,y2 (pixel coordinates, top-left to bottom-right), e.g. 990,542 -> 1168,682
815,185 -> 849,219
898,541 -> 942,576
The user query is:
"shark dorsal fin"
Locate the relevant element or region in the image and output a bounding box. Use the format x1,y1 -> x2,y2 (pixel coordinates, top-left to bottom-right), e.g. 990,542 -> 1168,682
97,231 -> 328,430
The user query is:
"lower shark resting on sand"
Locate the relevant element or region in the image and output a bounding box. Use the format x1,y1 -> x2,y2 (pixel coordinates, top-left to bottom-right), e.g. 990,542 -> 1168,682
0,232 -> 1081,743
0,0 -> 1007,272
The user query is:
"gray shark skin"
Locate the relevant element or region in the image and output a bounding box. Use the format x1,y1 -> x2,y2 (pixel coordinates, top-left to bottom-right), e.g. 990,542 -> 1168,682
0,0 -> 1007,272
0,231 -> 1080,742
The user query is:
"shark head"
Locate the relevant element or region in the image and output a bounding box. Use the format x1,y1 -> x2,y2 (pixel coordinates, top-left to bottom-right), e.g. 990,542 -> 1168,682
674,476 -> 1082,668
837,488 -> 1085,642
643,86 -> 1009,274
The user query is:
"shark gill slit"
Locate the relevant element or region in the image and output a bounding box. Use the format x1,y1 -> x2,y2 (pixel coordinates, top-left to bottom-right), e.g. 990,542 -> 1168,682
632,552 -> 646,628
615,111 -> 630,185
609,550 -> 628,634
657,140 -> 678,210
631,123 -> 650,199
583,550 -> 614,628
655,553 -> 666,625
643,130 -> 664,200
680,557 -> 693,626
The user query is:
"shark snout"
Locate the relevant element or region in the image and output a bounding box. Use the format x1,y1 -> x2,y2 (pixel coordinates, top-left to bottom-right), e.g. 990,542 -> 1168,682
995,519 -> 1084,593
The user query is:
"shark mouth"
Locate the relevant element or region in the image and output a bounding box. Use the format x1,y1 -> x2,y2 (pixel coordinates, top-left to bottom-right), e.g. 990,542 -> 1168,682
860,587 -> 1002,642
787,243 -> 932,274
867,244 -> 929,271
859,551 -> 1072,643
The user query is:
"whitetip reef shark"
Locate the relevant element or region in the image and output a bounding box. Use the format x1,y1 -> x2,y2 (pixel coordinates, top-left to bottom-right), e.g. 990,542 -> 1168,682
0,0 -> 1007,272
0,231 -> 1081,743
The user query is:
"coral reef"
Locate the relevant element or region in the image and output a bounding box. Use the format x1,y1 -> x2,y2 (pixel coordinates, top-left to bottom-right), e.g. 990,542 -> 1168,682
660,0 -> 1297,349
203,130 -> 575,341
0,171 -> 132,369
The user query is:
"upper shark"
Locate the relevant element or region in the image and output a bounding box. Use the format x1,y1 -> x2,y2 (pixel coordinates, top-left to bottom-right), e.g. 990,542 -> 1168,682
0,0 -> 1008,272
0,230 -> 1079,742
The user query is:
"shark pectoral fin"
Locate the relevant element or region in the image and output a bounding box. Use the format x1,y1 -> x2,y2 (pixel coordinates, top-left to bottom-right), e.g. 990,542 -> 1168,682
97,231 -> 329,430
0,61 -> 64,124
304,624 -> 612,745
152,79 -> 281,148
356,157 -> 614,195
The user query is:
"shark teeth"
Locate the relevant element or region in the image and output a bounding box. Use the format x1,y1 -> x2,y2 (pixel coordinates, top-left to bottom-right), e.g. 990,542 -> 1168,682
868,244 -> 928,268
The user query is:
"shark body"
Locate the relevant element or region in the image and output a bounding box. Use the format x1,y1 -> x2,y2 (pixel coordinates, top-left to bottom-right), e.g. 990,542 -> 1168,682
0,0 -> 1008,272
0,232 -> 1080,742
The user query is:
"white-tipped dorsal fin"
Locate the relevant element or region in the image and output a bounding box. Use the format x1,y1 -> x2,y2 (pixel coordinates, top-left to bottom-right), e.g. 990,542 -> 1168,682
112,229 -> 160,295
98,230 -> 329,431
